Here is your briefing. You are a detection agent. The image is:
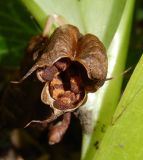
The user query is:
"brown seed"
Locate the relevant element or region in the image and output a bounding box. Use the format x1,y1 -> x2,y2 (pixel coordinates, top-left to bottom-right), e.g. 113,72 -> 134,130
54,58 -> 71,71
53,92 -> 75,110
70,76 -> 83,94
37,65 -> 58,82
50,76 -> 65,99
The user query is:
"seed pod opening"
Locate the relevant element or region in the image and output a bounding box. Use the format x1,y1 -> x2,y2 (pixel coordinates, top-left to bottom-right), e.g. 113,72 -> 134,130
41,58 -> 87,112
19,24 -> 107,114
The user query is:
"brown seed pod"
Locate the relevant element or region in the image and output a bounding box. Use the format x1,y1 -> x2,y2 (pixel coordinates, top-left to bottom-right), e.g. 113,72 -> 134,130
18,24 -> 107,126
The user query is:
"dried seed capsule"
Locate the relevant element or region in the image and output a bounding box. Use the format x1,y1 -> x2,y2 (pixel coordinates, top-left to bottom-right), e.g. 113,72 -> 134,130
19,24 -> 107,125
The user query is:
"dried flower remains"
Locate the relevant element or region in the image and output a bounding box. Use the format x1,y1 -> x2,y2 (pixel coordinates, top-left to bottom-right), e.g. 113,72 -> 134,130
15,17 -> 108,144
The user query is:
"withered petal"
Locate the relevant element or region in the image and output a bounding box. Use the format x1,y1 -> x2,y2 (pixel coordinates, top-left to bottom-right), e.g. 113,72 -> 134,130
37,24 -> 81,67
76,34 -> 108,83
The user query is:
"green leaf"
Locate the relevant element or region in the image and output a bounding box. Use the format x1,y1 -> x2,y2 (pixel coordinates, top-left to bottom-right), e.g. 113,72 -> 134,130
0,0 -> 38,67
81,0 -> 135,159
21,0 -> 85,33
80,0 -> 126,47
93,53 -> 143,160
21,0 -> 126,47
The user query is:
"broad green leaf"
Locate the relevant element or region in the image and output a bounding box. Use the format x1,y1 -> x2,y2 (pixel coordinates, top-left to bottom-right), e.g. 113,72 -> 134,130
21,0 -> 126,47
21,0 -> 85,33
0,0 -> 38,67
81,0 -> 135,159
93,54 -> 143,160
80,0 -> 126,47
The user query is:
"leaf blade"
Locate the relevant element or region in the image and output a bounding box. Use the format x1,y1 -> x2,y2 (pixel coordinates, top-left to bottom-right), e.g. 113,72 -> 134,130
81,0 -> 135,159
94,53 -> 143,160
